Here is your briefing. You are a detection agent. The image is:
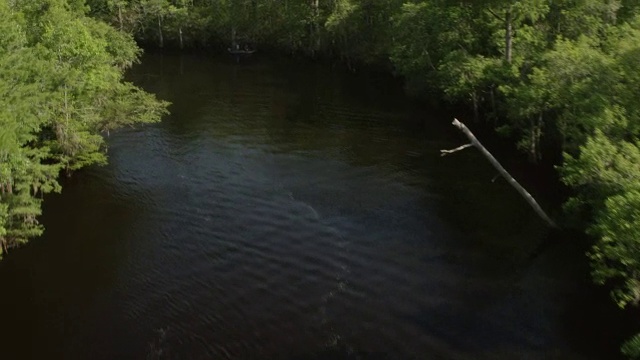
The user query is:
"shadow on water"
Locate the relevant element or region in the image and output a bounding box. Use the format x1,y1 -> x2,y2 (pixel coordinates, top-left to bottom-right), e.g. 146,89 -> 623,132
0,167 -> 152,358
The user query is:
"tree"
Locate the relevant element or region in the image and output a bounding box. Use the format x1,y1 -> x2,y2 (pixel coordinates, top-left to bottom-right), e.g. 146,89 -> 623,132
0,0 -> 168,258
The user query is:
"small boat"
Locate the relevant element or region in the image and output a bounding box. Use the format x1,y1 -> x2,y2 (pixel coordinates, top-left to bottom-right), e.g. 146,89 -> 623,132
227,48 -> 256,56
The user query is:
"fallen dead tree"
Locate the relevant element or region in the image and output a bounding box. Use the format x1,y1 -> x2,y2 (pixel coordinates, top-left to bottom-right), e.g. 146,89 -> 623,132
440,118 -> 557,228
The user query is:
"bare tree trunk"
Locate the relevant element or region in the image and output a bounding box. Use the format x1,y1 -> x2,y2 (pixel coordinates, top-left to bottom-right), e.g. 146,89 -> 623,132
231,26 -> 237,49
158,15 -> 163,48
505,7 -> 512,63
179,26 -> 183,49
472,91 -> 479,122
527,113 -> 544,163
489,86 -> 498,126
529,117 -> 537,163
310,0 -> 320,55
442,118 -> 557,228
536,113 -> 543,160
118,5 -> 123,31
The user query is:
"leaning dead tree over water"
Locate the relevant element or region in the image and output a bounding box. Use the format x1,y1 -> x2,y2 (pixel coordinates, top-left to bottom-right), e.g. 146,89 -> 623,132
441,118 -> 558,228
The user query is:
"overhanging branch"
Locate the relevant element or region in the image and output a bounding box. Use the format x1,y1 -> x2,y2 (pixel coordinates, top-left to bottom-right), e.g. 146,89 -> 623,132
443,118 -> 558,228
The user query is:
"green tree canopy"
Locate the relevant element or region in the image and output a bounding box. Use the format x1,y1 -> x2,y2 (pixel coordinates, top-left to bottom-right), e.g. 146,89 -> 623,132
0,0 -> 168,258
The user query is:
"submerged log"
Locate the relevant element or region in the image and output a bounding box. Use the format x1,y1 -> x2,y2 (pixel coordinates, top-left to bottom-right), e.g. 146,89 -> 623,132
441,118 -> 558,228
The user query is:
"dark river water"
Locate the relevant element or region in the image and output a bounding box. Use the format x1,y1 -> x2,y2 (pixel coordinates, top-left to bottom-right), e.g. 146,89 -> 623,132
0,53 -> 629,359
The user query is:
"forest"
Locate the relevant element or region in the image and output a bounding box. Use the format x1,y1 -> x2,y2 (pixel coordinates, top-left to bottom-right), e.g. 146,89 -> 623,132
2,0 -> 640,356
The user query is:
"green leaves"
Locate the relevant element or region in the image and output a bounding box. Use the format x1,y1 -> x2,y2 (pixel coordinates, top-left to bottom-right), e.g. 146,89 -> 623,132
439,52 -> 499,101
562,130 -> 640,357
390,1 -> 480,93
545,15 -> 640,357
561,130 -> 640,222
622,333 -> 640,360
0,0 -> 167,259
389,3 -> 640,355
562,131 -> 640,196
590,189 -> 640,308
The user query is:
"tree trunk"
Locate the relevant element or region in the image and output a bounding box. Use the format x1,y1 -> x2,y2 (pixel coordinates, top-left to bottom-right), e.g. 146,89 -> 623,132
179,26 -> 183,49
118,5 -> 123,31
536,112 -> 543,160
472,91 -> 479,122
310,0 -> 320,55
529,117 -> 537,163
505,7 -> 512,64
445,118 -> 557,228
490,86 -> 497,126
231,26 -> 237,49
158,15 -> 163,48
527,113 -> 543,163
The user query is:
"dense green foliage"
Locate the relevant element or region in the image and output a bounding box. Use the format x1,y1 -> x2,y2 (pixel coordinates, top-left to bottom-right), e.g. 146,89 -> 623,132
0,0 -> 167,258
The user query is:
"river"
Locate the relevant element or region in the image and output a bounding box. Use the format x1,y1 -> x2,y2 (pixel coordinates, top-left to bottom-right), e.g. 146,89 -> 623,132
0,52 -> 628,359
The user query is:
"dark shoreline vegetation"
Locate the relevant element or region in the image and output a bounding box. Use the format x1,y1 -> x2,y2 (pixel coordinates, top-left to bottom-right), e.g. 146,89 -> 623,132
2,0 -> 640,356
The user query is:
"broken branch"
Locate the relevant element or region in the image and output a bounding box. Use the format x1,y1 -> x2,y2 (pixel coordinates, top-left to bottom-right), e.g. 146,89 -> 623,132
446,118 -> 558,228
440,143 -> 473,156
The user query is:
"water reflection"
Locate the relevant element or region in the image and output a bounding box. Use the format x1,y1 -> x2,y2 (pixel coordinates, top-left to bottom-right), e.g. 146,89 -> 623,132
0,52 -> 625,360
